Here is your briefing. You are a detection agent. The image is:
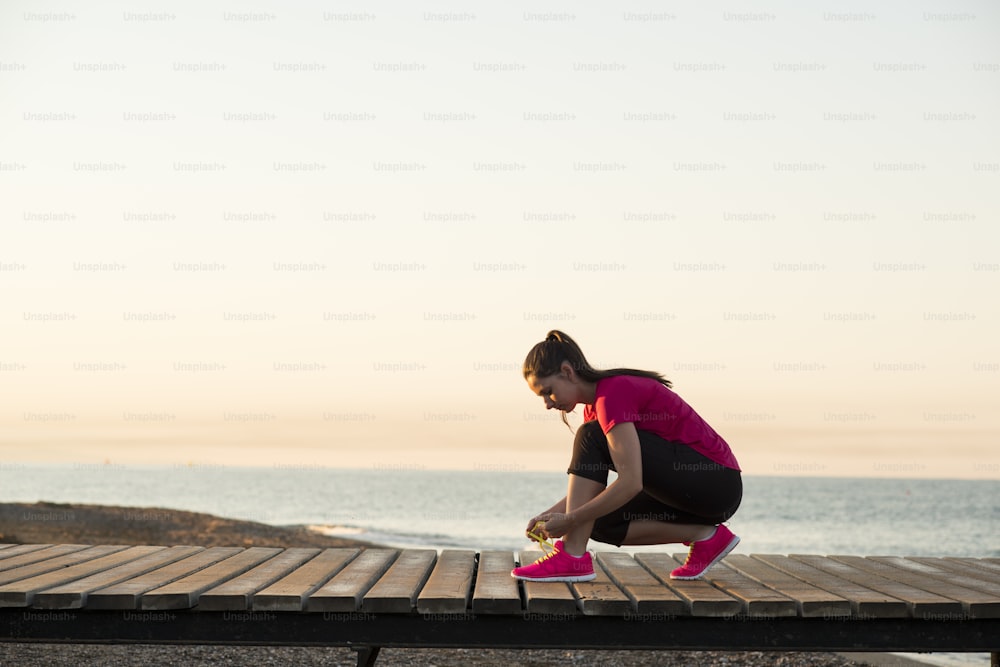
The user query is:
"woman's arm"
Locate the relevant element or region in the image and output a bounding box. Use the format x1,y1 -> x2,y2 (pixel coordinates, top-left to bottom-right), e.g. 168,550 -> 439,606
540,423 -> 643,538
545,496 -> 568,515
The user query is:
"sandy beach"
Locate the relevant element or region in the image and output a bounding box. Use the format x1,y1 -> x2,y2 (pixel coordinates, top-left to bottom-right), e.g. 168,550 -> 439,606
0,502 -> 909,666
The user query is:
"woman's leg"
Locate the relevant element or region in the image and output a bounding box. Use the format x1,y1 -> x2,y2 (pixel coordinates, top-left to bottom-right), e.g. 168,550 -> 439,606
635,433 -> 743,524
591,489 -> 718,546
562,420 -> 613,553
561,474 -> 604,556
624,520 -> 714,545
566,419 -> 742,549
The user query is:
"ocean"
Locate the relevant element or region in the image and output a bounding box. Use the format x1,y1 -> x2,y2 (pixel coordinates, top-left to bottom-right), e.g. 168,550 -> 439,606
2,464 -> 996,556
2,465 -> 996,667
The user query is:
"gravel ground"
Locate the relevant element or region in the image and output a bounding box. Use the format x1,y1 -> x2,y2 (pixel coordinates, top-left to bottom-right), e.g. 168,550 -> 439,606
0,644 -> 885,667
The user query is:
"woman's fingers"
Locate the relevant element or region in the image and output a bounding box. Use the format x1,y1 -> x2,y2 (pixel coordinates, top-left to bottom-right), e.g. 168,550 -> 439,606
525,515 -> 550,538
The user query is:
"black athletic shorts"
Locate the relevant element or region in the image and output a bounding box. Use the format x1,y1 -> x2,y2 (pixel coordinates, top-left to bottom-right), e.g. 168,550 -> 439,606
568,419 -> 743,547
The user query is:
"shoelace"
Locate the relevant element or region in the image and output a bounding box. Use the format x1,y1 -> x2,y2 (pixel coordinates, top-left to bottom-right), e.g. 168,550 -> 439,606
527,521 -> 555,556
528,548 -> 561,566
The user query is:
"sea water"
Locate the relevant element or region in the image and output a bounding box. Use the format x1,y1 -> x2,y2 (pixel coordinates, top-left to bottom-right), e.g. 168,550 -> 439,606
1,465 -> 997,557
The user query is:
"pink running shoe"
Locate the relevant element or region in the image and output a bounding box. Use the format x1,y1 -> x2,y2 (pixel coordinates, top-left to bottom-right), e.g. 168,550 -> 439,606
511,542 -> 595,582
670,524 -> 740,580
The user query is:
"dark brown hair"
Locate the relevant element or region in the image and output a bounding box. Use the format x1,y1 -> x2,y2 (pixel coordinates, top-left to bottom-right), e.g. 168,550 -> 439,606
523,330 -> 671,427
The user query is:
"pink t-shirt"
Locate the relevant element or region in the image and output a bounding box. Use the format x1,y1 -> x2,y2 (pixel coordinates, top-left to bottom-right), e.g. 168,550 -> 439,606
582,375 -> 741,471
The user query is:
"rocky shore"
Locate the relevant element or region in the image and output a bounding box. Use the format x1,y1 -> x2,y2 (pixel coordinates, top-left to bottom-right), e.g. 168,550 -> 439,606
0,501 -> 369,549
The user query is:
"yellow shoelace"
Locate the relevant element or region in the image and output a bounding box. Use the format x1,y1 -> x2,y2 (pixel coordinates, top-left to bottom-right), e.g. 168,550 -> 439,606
527,521 -> 555,556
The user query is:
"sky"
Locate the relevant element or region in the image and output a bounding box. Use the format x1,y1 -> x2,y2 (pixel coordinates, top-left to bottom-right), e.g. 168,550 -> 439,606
1,1 -> 998,479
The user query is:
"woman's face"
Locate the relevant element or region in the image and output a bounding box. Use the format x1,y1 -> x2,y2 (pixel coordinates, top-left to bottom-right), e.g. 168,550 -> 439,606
526,364 -> 581,412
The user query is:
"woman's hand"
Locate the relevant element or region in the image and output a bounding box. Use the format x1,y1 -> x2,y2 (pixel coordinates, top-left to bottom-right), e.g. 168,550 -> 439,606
525,514 -> 551,539
524,496 -> 569,540
533,513 -> 575,539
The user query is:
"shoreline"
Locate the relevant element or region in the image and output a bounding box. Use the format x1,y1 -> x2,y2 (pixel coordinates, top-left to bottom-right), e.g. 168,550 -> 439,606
0,502 -> 928,666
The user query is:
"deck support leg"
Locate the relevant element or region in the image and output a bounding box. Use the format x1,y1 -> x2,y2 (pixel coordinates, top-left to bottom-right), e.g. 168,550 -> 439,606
355,645 -> 380,667
990,650 -> 998,667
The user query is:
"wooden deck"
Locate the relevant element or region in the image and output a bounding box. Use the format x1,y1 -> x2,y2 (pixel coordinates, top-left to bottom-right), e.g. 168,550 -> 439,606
1,544 -> 998,665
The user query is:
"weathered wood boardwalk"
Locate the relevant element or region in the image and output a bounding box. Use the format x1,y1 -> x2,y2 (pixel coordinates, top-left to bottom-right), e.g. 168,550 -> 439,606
1,544 -> 998,665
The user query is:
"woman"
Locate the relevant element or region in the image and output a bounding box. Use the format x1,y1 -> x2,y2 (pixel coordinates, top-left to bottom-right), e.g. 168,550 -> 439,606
511,330 -> 742,582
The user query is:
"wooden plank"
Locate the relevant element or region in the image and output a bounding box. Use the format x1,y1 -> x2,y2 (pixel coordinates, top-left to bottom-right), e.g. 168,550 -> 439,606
516,549 -> 578,616
634,553 -> 741,617
417,550 -> 476,614
947,557 -> 1000,577
752,555 -> 908,618
363,549 -> 437,614
0,545 -> 90,575
572,553 -> 632,616
677,556 -> 797,618
0,545 -> 128,587
0,545 -> 53,562
88,547 -> 244,610
794,555 -> 961,619
32,546 -> 204,610
910,557 -> 1000,588
305,549 -> 398,613
253,548 -> 359,612
141,547 -> 282,611
870,557 -> 1000,601
722,554 -> 851,618
833,556 -> 1000,620
471,550 -> 521,615
595,552 -> 686,616
0,546 -> 161,607
199,548 -> 320,611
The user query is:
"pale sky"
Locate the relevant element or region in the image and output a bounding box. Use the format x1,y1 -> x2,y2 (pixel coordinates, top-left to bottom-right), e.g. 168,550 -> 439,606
1,1 -> 998,479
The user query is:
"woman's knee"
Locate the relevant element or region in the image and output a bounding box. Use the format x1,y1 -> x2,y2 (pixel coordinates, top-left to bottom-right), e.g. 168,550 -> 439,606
568,420 -> 614,481
574,419 -> 605,448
